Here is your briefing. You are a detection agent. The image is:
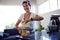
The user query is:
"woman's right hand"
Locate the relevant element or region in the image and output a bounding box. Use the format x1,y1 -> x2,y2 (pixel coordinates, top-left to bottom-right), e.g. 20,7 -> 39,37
18,29 -> 22,34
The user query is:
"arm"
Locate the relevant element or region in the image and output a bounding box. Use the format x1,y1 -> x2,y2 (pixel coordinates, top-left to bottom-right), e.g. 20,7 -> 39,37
31,15 -> 44,21
15,19 -> 21,34
23,15 -> 44,23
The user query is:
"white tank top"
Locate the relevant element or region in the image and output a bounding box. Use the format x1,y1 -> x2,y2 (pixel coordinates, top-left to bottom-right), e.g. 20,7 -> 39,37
19,13 -> 36,28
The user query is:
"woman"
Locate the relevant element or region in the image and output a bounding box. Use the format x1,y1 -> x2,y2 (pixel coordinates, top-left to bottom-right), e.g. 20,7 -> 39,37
15,1 -> 44,40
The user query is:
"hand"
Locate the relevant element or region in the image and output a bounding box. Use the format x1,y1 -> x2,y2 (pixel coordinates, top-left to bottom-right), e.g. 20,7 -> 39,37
18,30 -> 22,34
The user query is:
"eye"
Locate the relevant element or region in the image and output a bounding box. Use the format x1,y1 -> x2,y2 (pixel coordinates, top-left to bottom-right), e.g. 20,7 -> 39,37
24,6 -> 25,7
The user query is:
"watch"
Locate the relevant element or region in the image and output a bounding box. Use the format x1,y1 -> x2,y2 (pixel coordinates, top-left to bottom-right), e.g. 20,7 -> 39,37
31,18 -> 33,21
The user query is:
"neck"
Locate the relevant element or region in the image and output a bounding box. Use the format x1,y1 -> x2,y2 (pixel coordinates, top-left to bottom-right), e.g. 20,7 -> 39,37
26,11 -> 30,14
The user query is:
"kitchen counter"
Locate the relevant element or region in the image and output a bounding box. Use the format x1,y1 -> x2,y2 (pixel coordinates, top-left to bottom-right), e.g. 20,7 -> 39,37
41,30 -> 60,40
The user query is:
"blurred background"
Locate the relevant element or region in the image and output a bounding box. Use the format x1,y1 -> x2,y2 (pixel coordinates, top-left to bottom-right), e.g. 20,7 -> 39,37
0,0 -> 60,40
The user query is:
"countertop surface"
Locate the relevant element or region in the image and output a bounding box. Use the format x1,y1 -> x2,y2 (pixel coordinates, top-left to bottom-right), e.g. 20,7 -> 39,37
41,30 -> 60,40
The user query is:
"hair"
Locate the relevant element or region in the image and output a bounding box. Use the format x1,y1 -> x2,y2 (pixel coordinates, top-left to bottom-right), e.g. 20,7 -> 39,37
22,1 -> 31,7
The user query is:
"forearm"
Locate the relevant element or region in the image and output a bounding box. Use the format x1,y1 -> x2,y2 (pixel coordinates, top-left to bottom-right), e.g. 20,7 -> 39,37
28,17 -> 44,22
15,19 -> 21,31
31,17 -> 43,21
16,25 -> 20,31
16,25 -> 22,34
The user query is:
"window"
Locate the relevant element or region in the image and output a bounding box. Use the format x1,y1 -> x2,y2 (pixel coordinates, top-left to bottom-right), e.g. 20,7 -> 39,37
0,5 -> 21,32
38,1 -> 49,14
38,0 -> 59,14
58,0 -> 60,9
49,0 -> 58,11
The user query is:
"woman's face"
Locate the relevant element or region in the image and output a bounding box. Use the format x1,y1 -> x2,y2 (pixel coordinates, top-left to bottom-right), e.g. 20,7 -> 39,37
22,3 -> 30,12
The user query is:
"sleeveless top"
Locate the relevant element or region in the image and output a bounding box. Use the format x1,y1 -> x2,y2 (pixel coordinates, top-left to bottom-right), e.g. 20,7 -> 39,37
19,13 -> 36,29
